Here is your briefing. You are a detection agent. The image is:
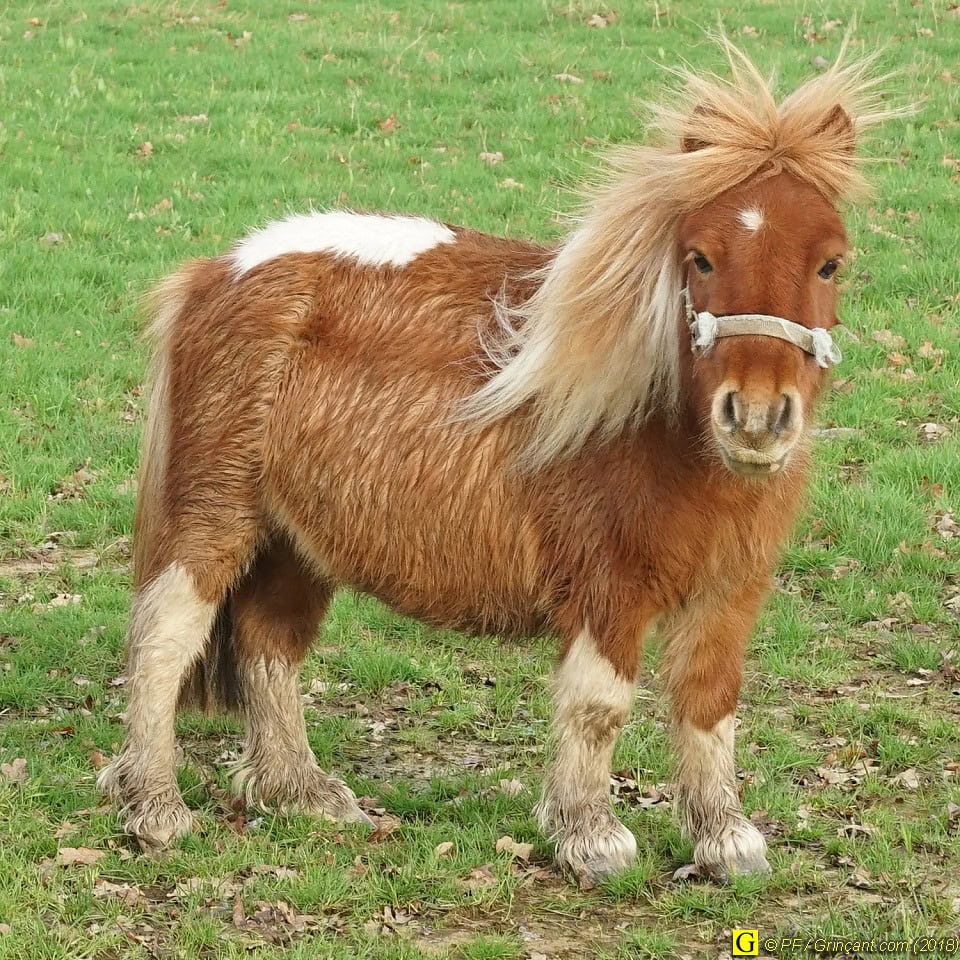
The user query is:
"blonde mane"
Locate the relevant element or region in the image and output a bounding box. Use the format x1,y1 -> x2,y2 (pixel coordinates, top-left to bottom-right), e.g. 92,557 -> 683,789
461,38 -> 901,468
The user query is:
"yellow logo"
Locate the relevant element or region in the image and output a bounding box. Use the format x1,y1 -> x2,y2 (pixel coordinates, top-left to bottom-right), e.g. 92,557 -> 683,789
732,929 -> 759,956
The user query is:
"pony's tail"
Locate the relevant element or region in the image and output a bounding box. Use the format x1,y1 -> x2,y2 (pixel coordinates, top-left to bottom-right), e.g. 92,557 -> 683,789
176,599 -> 243,714
134,263 -> 243,716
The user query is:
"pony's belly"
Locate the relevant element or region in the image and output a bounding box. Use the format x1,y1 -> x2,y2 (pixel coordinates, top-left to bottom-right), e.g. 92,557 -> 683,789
262,376 -> 551,636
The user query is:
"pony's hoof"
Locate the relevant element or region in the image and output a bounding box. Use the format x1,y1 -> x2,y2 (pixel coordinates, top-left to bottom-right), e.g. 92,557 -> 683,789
554,815 -> 638,888
694,819 -> 770,881
123,790 -> 194,850
235,763 -> 373,828
300,776 -> 375,829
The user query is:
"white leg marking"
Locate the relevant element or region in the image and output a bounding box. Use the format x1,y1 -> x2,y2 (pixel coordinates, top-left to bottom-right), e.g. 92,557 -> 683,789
230,211 -> 456,275
537,631 -> 638,884
98,563 -> 216,847
675,715 -> 769,879
232,657 -> 371,826
737,207 -> 764,232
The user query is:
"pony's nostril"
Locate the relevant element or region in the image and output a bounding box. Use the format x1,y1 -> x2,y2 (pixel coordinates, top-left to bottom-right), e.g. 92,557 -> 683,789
721,390 -> 740,430
772,393 -> 793,434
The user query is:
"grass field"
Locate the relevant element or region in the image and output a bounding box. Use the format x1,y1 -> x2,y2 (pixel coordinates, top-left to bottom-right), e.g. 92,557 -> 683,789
1,1 -> 959,957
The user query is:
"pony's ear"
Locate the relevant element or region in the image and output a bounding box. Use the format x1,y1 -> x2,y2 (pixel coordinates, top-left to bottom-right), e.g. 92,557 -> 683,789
815,104 -> 856,154
681,104 -> 717,153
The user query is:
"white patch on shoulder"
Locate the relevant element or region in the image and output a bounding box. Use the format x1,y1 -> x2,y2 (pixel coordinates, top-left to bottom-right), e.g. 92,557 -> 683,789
230,211 -> 456,275
737,208 -> 764,232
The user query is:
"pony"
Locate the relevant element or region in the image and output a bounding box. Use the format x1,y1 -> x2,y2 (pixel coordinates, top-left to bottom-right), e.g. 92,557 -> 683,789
100,42 -> 896,885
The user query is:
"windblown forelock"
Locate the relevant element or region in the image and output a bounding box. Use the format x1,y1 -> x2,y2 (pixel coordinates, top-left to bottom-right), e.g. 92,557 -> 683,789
459,37 -> 907,469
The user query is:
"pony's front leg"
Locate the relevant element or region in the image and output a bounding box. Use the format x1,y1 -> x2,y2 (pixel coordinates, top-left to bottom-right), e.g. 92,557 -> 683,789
661,585 -> 770,880
537,629 -> 639,886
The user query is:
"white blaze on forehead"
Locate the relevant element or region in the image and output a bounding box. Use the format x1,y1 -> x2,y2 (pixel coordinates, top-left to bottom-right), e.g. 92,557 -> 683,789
737,208 -> 764,232
230,211 -> 456,275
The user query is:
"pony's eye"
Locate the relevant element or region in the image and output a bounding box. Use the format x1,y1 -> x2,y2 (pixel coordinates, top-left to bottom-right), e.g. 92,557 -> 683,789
818,258 -> 840,280
692,253 -> 713,275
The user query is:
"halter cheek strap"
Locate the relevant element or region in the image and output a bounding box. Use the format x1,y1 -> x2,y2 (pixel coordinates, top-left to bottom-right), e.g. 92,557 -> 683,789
683,287 -> 841,369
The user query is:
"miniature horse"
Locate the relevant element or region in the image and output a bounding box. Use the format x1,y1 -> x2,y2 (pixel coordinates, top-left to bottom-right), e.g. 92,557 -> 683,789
101,47 -> 893,884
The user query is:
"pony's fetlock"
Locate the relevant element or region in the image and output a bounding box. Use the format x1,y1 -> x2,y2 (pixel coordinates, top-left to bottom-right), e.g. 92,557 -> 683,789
98,755 -> 193,850
233,759 -> 374,827
123,789 -> 194,850
693,817 -> 769,881
541,802 -> 637,886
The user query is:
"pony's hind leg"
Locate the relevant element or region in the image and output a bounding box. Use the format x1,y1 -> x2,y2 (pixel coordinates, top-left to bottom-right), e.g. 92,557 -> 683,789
98,559 -> 225,848
229,541 -> 371,826
536,628 -> 640,886
660,584 -> 770,880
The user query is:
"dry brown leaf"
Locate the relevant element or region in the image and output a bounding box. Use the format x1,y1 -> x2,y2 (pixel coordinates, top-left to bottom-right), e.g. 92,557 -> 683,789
495,835 -> 534,861
586,11 -> 618,27
920,422 -> 950,442
56,847 -> 105,867
367,813 -> 400,842
11,332 -> 34,348
462,863 -> 498,891
1,758 -> 28,782
378,114 -> 399,133
93,879 -> 143,905
872,329 -> 906,349
892,767 -> 920,790
498,778 -> 524,797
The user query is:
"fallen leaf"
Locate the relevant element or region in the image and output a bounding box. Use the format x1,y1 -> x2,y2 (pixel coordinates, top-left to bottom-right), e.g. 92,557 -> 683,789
495,835 -> 534,861
847,866 -> 876,890
837,822 -> 873,838
378,114 -> 399,133
56,847 -> 105,867
462,863 -> 498,891
553,72 -> 583,84
586,11 -> 618,27
872,329 -> 907,349
1,758 -> 28,782
11,332 -> 34,347
498,778 -> 524,797
892,768 -> 921,790
920,422 -> 950,442
367,813 -> 400,842
93,879 -> 143,905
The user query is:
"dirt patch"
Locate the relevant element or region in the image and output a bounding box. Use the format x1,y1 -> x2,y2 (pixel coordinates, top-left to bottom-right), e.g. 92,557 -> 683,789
0,547 -> 128,578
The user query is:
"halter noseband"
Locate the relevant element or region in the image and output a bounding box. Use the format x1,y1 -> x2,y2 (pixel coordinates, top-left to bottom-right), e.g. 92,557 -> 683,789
683,287 -> 841,369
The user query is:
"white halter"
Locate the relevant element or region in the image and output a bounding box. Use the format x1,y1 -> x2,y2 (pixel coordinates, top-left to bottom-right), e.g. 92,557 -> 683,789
683,287 -> 841,369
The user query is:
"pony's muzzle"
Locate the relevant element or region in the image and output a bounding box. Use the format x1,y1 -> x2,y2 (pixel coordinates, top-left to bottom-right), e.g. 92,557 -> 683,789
711,385 -> 802,477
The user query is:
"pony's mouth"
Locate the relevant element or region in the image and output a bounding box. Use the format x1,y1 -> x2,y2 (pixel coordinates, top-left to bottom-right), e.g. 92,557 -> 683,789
719,450 -> 787,478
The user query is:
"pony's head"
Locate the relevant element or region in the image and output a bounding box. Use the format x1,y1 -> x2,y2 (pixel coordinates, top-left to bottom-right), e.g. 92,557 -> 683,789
462,39 -> 903,471
678,167 -> 848,477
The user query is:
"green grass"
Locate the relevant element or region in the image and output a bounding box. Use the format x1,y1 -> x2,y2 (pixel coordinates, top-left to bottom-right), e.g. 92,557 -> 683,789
2,0 -> 959,957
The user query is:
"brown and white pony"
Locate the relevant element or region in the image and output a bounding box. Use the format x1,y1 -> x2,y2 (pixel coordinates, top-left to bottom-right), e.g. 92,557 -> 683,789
100,46 -> 895,884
